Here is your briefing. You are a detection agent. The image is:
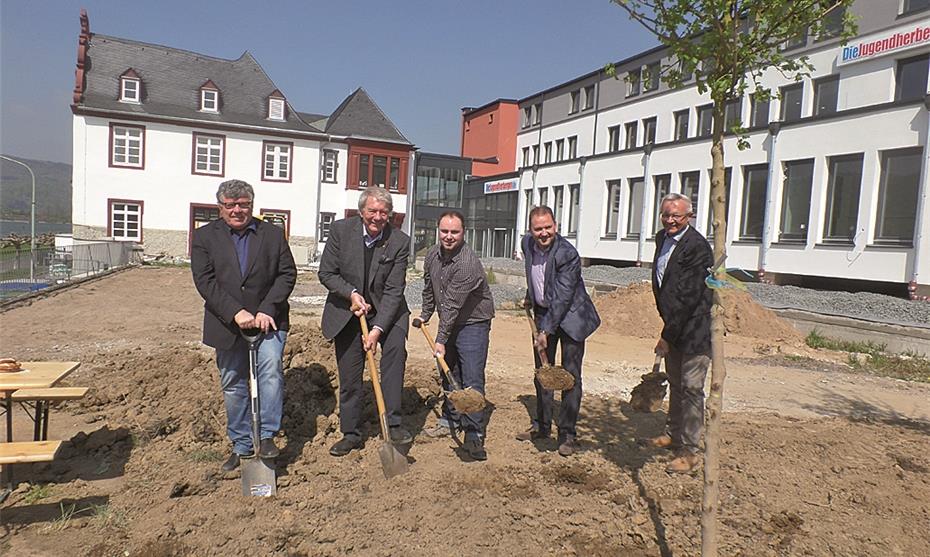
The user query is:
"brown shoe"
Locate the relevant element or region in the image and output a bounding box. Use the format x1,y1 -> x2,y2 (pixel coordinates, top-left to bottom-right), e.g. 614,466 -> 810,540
639,434 -> 675,449
666,452 -> 701,474
557,438 -> 576,457
515,428 -> 551,442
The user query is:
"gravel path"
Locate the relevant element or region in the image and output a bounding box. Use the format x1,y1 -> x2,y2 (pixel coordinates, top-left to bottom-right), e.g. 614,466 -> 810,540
416,257 -> 930,328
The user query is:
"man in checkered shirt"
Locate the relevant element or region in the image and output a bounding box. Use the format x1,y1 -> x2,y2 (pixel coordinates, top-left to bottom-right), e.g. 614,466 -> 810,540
419,210 -> 495,461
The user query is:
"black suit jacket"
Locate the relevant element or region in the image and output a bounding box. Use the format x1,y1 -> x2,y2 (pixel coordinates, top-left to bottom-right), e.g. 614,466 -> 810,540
318,216 -> 410,340
521,233 -> 600,342
191,218 -> 297,350
651,226 -> 713,355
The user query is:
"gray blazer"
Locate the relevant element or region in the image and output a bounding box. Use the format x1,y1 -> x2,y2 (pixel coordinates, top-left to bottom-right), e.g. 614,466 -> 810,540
318,216 -> 410,340
521,233 -> 600,342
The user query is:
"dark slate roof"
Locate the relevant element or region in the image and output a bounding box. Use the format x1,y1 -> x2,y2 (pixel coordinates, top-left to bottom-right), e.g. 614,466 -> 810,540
325,88 -> 411,145
79,34 -> 322,133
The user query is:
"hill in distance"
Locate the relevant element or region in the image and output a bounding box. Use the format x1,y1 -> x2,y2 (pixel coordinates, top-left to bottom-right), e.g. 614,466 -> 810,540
0,155 -> 72,223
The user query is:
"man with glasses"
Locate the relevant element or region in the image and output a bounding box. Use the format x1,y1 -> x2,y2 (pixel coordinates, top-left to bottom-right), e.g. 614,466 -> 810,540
191,179 -> 296,472
642,193 -> 713,474
319,186 -> 412,457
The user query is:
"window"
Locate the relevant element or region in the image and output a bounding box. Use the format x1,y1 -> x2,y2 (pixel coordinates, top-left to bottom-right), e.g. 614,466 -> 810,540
533,103 -> 542,125
523,107 -> 532,128
783,25 -> 808,51
489,113 -> 494,124
902,0 -> 930,15
627,70 -> 641,97
532,145 -> 539,164
191,204 -> 220,232
568,136 -> 578,158
605,180 -> 621,236
568,184 -> 580,235
896,54 -> 929,102
724,98 -> 743,131
322,149 -> 338,183
673,110 -> 689,141
643,117 -> 657,145
544,142 -> 552,163
697,104 -> 713,137
780,83 -> 803,122
192,133 -> 224,176
626,177 -> 645,238
583,85 -> 595,110
538,187 -> 548,208
569,90 -> 580,114
359,155 -> 370,186
268,97 -> 285,121
109,200 -> 142,241
373,156 -> 387,188
819,6 -> 845,39
553,186 -> 564,226
740,165 -> 769,241
824,154 -> 863,242
750,94 -> 770,128
813,75 -> 839,116
780,159 -> 814,241
110,124 -> 145,168
652,174 -> 671,235
643,62 -> 659,92
262,141 -> 292,182
556,139 -> 564,161
625,121 -> 638,149
524,190 -> 533,230
120,77 -> 140,103
680,171 -> 700,225
522,147 -> 530,167
608,125 -> 621,152
876,147 -> 922,243
319,212 -> 335,241
201,88 -> 219,113
260,209 -> 290,239
705,168 -> 732,236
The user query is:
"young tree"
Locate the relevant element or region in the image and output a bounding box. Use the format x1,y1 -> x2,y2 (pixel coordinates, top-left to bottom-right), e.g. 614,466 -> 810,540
608,1 -> 856,555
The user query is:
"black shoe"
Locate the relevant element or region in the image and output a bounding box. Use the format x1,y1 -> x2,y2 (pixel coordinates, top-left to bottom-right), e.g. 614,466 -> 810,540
515,428 -> 551,442
259,438 -> 279,459
329,435 -> 363,457
464,438 -> 488,461
221,452 -> 242,472
389,426 -> 413,445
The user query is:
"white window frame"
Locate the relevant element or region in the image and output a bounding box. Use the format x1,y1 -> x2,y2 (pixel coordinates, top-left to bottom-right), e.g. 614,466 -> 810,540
120,78 -> 140,103
263,141 -> 292,182
193,133 -> 225,176
605,180 -> 621,237
555,139 -> 564,161
569,90 -> 580,114
583,85 -> 595,110
110,124 -> 144,168
201,89 -> 219,112
322,149 -> 339,183
268,97 -> 285,121
319,212 -> 336,241
110,201 -> 142,241
568,136 -> 578,159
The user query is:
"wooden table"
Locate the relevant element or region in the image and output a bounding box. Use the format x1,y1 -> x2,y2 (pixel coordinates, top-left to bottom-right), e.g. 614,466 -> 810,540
0,362 -> 81,443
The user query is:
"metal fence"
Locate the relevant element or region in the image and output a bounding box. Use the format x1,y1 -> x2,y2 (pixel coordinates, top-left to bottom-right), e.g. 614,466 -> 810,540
0,241 -> 140,300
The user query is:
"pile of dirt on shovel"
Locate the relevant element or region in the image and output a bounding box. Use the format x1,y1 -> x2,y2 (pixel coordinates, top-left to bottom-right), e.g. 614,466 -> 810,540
594,281 -> 803,343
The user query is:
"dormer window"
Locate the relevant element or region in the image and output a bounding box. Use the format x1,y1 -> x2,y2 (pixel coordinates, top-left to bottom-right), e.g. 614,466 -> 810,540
200,80 -> 220,113
268,90 -> 286,121
119,69 -> 141,103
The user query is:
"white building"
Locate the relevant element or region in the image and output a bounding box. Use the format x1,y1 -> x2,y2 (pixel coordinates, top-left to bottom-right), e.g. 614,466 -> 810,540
516,2 -> 930,298
69,10 -> 414,263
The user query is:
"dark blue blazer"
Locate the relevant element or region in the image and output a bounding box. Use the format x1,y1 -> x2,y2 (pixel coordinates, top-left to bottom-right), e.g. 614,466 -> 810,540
521,233 -> 600,342
651,226 -> 713,355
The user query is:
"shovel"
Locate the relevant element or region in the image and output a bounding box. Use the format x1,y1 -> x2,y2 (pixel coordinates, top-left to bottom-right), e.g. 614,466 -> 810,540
240,328 -> 276,497
523,306 -> 575,391
629,354 -> 668,413
358,313 -> 409,479
411,318 -> 487,415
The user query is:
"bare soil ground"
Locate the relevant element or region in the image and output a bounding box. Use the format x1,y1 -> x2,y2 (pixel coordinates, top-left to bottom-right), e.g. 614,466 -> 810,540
2,266 -> 929,556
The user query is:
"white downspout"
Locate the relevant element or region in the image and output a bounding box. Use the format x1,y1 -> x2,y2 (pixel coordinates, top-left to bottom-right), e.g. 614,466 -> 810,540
637,143 -> 654,265
908,96 -> 930,300
759,122 -> 781,283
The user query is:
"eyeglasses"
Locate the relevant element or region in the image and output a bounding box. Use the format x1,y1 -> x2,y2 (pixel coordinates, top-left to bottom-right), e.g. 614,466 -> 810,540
219,201 -> 253,210
660,213 -> 691,222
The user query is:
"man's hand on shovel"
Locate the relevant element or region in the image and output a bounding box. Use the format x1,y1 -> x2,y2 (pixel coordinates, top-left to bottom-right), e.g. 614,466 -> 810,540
352,302 -> 380,354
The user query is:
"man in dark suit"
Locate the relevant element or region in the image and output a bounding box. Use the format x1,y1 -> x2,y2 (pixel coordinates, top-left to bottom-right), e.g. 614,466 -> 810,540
191,179 -> 296,472
319,186 -> 412,457
517,205 -> 601,457
644,192 -> 713,474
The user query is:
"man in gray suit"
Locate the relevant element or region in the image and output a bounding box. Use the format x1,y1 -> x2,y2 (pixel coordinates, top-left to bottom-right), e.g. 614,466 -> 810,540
318,186 -> 412,456
517,205 -> 601,457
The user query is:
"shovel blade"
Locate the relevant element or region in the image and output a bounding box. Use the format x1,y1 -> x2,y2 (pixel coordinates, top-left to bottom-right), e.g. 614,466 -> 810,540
241,457 -> 277,497
378,442 -> 409,479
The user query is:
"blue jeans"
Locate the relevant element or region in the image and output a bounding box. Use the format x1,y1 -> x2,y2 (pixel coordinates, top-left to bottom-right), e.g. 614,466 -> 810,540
215,330 -> 286,455
441,320 -> 490,441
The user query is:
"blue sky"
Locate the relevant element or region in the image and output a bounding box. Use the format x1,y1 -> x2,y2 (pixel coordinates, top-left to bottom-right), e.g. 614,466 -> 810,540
0,0 -> 656,164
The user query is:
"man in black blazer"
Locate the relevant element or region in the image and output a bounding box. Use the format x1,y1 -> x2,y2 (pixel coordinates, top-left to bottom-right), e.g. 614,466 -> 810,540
645,192 -> 713,474
191,179 -> 296,472
518,205 -> 601,457
319,186 -> 412,457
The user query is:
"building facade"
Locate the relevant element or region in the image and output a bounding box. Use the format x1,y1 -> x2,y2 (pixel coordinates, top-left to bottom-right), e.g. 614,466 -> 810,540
516,2 -> 930,297
461,99 -> 520,176
70,10 -> 413,263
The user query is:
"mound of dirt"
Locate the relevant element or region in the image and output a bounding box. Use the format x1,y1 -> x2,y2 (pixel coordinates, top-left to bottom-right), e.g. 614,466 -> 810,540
594,282 -> 803,343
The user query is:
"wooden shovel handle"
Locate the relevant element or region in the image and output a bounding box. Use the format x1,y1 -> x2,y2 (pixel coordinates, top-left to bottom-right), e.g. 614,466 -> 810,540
358,313 -> 391,441
523,306 -> 551,367
413,321 -> 461,390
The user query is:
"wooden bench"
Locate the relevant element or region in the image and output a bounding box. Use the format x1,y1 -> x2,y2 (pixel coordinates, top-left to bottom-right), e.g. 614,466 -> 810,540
0,440 -> 62,465
11,387 -> 89,441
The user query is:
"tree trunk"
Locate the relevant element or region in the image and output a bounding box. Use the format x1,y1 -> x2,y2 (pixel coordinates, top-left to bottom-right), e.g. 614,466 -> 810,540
702,103 -> 729,557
